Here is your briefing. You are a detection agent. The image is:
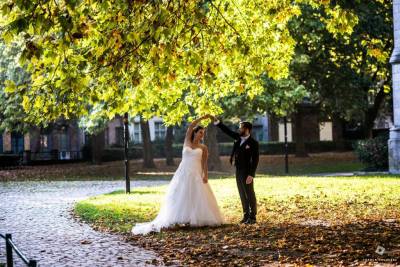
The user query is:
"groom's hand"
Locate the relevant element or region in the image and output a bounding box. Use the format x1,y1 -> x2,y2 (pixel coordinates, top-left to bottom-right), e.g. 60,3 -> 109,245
246,176 -> 254,184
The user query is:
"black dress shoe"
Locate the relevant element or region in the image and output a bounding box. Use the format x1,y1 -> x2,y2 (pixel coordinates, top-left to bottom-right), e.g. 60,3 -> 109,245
245,218 -> 256,224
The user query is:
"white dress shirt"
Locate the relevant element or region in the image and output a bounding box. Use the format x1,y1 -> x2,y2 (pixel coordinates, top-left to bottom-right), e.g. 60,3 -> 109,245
240,135 -> 250,146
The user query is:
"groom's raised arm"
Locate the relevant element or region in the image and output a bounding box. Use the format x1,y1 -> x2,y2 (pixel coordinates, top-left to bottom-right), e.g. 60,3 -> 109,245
214,120 -> 240,140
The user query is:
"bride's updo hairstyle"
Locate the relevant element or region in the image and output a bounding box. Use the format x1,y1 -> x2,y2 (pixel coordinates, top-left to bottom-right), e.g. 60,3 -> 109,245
191,125 -> 205,141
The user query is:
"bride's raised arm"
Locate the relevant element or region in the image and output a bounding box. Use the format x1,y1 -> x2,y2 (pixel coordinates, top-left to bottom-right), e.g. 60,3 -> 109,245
184,115 -> 211,146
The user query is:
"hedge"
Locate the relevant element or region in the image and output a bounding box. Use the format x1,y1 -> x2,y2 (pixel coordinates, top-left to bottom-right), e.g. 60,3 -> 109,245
0,154 -> 21,167
101,140 -> 354,162
354,135 -> 389,171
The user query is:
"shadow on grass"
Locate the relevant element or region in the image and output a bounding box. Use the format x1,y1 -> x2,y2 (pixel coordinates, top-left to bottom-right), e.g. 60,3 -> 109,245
129,220 -> 400,266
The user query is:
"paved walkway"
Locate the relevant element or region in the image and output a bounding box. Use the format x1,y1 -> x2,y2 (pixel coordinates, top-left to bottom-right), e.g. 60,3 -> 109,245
0,180 -> 167,267
309,171 -> 390,177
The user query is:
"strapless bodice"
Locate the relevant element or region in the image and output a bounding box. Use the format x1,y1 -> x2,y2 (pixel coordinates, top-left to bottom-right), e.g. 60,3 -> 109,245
181,146 -> 203,170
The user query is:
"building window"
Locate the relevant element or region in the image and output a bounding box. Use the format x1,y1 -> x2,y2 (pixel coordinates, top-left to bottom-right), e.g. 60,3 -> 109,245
278,122 -> 293,142
115,127 -> 124,146
40,134 -> 50,151
59,128 -> 69,152
374,115 -> 393,130
105,127 -> 109,146
11,133 -> 24,154
154,122 -> 166,140
133,123 -> 142,143
319,122 -> 333,141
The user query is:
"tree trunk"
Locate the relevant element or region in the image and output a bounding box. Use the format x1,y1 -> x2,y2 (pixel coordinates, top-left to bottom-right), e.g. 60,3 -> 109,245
140,117 -> 156,168
364,85 -> 386,138
205,123 -> 222,171
332,114 -> 345,151
268,114 -> 279,142
32,127 -> 41,153
164,126 -> 175,166
91,130 -> 105,164
294,108 -> 308,157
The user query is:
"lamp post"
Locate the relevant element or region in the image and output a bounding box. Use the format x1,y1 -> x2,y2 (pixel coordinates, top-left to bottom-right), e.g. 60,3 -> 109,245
123,112 -> 131,193
389,0 -> 400,174
283,116 -> 289,174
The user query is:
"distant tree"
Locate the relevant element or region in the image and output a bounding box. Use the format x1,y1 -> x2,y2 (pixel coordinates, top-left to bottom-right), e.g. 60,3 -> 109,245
289,1 -> 393,138
0,40 -> 30,132
164,125 -> 175,166
140,117 -> 156,169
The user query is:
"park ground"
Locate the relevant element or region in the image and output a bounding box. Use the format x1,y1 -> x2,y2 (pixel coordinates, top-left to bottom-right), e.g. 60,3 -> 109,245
0,152 -> 362,181
75,174 -> 400,266
2,152 -> 399,265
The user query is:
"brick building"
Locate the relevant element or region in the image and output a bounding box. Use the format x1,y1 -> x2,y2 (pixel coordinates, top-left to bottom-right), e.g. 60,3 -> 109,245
0,120 -> 85,160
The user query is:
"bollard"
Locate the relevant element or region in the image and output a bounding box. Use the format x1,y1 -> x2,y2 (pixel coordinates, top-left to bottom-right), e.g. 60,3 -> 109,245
28,260 -> 37,267
5,234 -> 13,267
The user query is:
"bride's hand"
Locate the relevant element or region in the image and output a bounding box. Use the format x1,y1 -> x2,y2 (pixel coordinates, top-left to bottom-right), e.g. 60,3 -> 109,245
207,114 -> 216,121
202,175 -> 208,184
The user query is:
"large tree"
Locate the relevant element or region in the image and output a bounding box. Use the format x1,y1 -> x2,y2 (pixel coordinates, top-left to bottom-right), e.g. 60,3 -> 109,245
140,117 -> 156,168
288,1 -> 393,138
1,1 -> 359,126
164,125 -> 175,166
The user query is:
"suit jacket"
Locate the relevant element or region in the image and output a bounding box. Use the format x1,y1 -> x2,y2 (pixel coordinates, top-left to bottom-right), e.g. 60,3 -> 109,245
217,121 -> 259,177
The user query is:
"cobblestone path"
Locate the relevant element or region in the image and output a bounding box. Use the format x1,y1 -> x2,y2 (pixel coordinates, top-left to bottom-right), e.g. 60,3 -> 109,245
0,180 -> 166,267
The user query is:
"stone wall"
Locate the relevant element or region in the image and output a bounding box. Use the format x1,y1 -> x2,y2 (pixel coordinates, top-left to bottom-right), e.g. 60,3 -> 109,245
389,0 -> 400,174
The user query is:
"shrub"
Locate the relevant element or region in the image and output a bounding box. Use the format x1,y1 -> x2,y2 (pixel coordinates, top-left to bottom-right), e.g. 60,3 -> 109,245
0,154 -> 21,167
354,135 -> 388,171
101,140 -> 354,162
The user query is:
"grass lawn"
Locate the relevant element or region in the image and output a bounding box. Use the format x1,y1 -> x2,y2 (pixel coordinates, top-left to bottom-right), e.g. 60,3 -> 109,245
75,175 -> 400,266
261,161 -> 363,175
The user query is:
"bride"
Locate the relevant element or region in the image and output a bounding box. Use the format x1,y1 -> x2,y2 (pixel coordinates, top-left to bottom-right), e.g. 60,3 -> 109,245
132,115 -> 225,235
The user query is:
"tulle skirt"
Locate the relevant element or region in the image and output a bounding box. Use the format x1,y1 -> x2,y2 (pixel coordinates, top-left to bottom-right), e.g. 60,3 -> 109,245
132,160 -> 224,235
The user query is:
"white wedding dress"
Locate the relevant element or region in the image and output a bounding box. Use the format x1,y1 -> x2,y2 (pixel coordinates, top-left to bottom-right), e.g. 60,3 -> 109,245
132,146 -> 224,235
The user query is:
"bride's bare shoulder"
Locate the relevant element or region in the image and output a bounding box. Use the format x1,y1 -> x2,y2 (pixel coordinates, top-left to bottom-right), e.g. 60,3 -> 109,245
199,144 -> 208,151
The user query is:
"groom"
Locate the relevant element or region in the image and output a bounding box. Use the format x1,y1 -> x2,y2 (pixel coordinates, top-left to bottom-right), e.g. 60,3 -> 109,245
212,116 -> 259,224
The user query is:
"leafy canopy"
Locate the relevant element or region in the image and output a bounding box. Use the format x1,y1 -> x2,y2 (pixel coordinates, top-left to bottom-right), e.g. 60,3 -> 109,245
1,0 -> 360,126
288,1 -> 392,122
0,40 -> 30,132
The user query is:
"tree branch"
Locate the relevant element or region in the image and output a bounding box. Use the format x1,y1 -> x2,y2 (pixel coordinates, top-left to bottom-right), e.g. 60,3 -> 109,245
209,1 -> 241,38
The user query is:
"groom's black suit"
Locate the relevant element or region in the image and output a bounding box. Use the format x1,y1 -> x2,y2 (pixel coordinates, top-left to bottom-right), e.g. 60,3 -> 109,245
216,121 -> 259,221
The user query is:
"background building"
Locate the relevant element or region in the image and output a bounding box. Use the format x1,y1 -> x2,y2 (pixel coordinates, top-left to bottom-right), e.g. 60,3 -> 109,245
0,120 -> 85,161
